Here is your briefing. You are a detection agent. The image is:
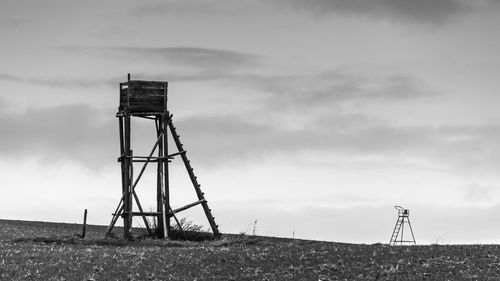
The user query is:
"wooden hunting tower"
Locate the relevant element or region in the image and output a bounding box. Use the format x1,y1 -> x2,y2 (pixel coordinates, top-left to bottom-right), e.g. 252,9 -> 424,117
106,74 -> 220,239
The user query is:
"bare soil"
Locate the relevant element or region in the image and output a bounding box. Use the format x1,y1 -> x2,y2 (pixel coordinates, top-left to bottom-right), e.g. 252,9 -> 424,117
1,219 -> 499,280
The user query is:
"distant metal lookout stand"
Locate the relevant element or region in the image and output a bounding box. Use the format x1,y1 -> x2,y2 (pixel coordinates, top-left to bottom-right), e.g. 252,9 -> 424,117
389,206 -> 416,245
106,74 -> 220,239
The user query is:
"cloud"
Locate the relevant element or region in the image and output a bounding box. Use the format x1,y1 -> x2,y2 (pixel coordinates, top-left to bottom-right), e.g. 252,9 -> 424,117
461,183 -> 493,204
133,0 -> 500,26
0,18 -> 29,28
0,69 -> 222,89
121,70 -> 436,112
226,71 -> 436,114
174,114 -> 500,173
190,70 -> 436,116
1,101 -> 499,176
61,46 -> 435,110
134,1 -> 226,17
65,46 -> 260,72
0,73 -> 23,83
283,0 -> 483,24
0,104 -> 116,167
430,125 -> 500,174
0,72 -> 118,89
175,114 -> 409,163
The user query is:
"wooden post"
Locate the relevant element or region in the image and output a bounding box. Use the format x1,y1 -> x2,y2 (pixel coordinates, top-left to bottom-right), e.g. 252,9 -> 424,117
156,117 -> 165,237
105,84 -> 127,237
164,84 -> 170,238
123,113 -> 132,239
164,117 -> 170,238
82,209 -> 87,238
119,114 -> 127,229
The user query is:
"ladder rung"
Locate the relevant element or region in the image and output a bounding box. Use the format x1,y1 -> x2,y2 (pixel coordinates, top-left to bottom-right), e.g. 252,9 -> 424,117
169,199 -> 207,216
168,150 -> 186,158
112,212 -> 162,216
131,212 -> 162,216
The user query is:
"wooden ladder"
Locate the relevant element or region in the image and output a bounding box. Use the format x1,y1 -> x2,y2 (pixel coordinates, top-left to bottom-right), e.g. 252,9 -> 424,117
168,117 -> 220,237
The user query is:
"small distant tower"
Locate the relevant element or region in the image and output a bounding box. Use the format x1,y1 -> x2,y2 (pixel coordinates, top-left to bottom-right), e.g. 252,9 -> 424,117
106,74 -> 220,239
389,206 -> 416,245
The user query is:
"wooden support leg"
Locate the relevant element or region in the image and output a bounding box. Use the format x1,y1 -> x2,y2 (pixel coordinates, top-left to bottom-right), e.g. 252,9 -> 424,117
123,115 -> 132,239
164,115 -> 171,238
156,117 -> 166,238
107,116 -> 127,237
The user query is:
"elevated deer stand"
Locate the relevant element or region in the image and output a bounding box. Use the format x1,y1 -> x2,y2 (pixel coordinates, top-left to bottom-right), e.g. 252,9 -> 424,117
106,74 -> 220,239
389,205 -> 416,245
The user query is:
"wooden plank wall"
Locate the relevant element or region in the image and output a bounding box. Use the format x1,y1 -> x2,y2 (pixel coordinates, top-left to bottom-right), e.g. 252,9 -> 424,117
120,81 -> 167,113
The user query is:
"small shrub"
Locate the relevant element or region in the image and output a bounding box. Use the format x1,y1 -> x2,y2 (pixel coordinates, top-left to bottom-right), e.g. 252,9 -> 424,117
173,217 -> 206,232
170,218 -> 213,241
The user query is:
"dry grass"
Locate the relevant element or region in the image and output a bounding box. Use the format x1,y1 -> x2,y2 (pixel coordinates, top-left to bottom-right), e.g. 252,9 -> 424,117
1,219 -> 500,280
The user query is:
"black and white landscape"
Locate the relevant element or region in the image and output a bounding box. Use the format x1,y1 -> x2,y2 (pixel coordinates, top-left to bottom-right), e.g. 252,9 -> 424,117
1,0 -> 500,245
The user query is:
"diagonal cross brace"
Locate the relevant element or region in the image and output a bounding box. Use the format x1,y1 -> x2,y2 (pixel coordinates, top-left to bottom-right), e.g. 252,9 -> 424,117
106,115 -> 172,236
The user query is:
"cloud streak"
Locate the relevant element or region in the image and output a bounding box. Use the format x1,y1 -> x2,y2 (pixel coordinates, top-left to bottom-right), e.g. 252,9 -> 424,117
0,72 -> 118,89
1,102 -> 499,176
176,114 -> 500,173
0,104 -> 116,167
230,72 -> 435,111
131,0 -> 500,25
134,1 -> 226,17
60,44 -> 436,112
65,46 -> 260,71
284,0 -> 485,24
4,47 -> 434,115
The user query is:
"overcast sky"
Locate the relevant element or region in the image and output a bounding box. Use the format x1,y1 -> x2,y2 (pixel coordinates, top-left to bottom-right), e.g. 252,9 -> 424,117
1,0 -> 500,244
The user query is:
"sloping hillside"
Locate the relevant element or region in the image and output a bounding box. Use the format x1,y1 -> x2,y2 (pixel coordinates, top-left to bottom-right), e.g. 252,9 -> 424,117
0,219 -> 499,280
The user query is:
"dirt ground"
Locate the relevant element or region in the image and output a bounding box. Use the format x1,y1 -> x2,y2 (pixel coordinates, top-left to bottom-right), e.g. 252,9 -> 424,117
1,219 -> 499,280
